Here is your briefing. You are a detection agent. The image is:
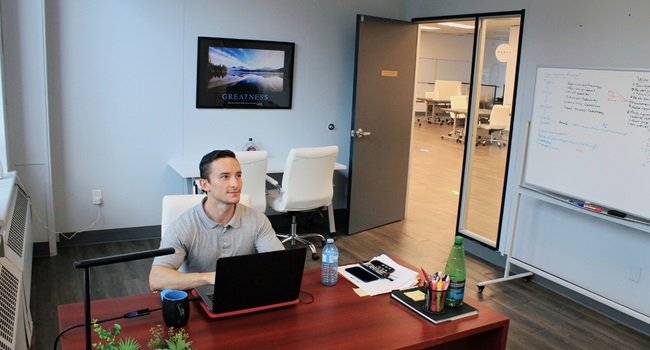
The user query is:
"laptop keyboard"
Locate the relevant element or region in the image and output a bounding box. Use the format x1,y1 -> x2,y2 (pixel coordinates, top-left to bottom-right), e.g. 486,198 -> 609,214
207,293 -> 214,302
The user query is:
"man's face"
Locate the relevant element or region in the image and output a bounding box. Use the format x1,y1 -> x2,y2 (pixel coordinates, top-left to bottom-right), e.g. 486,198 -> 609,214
201,157 -> 242,205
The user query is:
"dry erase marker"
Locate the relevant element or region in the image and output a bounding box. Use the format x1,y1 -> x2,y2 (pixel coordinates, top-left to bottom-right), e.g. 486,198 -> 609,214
567,199 -> 584,207
584,204 -> 602,213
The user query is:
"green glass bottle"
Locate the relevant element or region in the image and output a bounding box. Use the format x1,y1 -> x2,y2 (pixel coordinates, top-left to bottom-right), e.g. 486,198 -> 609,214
444,236 -> 466,308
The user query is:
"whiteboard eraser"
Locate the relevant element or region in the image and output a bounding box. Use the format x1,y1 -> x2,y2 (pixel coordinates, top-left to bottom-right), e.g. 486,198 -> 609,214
607,209 -> 626,218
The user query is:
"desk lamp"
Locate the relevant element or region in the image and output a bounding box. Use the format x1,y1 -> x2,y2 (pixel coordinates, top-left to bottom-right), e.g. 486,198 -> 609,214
74,247 -> 175,350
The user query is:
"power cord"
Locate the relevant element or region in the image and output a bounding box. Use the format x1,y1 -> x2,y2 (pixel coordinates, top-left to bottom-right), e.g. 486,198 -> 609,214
58,204 -> 102,240
53,307 -> 161,350
14,174 -> 103,240
298,290 -> 315,304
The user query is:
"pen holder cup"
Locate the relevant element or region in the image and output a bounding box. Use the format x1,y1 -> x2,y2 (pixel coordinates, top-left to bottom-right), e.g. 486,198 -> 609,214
423,285 -> 447,314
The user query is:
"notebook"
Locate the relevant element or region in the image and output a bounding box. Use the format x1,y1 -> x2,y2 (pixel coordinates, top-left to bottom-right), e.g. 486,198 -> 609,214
391,287 -> 478,324
192,247 -> 306,318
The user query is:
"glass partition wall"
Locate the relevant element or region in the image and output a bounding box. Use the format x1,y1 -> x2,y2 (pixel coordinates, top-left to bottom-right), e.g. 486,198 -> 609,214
415,12 -> 523,248
459,15 -> 522,247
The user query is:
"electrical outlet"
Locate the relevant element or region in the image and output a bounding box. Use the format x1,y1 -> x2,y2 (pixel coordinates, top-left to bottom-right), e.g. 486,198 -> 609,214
92,190 -> 103,205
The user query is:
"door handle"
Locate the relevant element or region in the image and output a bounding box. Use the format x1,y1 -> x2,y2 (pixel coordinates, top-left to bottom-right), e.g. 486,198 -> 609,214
351,128 -> 372,139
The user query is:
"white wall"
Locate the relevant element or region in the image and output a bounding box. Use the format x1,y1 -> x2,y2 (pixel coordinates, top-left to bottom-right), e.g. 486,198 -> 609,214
1,0 -> 404,245
415,32 -> 473,112
1,0 -> 56,252
405,0 -> 650,321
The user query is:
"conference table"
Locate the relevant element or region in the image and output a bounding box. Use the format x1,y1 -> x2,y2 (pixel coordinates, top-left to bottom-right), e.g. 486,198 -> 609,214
168,158 -> 347,194
415,97 -> 451,126
58,260 -> 509,349
169,157 -> 347,232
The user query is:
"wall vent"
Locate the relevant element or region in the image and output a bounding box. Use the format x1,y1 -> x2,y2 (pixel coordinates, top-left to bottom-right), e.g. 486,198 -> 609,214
0,262 -> 19,349
6,186 -> 28,259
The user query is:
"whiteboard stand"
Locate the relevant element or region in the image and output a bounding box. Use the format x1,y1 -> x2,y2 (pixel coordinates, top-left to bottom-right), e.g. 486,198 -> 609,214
476,187 -> 533,292
477,121 -> 533,293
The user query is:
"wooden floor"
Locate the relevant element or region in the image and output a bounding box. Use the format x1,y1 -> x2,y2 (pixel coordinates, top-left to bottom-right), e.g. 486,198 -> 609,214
31,123 -> 650,349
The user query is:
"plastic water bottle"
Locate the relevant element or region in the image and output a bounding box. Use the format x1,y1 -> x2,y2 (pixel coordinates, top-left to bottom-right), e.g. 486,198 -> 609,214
321,238 -> 339,286
242,138 -> 258,151
444,236 -> 466,308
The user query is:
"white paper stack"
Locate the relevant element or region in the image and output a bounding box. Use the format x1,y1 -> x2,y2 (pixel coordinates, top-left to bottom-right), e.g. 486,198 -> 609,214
338,254 -> 419,296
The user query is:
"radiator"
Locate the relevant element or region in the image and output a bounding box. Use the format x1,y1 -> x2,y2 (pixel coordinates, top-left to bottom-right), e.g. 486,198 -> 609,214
0,172 -> 33,349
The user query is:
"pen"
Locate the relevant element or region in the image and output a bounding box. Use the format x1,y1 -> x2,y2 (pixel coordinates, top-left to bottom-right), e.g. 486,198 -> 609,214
421,267 -> 431,284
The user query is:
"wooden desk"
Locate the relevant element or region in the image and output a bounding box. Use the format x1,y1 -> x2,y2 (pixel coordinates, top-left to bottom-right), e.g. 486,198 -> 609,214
59,267 -> 508,349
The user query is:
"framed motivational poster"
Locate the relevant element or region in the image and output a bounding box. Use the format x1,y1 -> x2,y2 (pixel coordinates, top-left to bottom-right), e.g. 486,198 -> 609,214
196,37 -> 295,109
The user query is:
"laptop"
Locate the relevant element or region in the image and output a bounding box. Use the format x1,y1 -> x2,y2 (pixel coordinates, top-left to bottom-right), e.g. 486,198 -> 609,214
192,247 -> 306,318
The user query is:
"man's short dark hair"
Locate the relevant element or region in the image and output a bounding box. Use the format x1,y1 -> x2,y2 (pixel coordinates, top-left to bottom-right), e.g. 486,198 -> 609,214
199,150 -> 237,180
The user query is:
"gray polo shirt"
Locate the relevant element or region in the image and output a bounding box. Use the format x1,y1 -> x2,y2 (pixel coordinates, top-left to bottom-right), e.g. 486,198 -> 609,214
153,198 -> 284,273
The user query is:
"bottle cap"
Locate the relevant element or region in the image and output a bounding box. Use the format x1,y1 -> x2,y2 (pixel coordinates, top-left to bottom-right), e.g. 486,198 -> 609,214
326,238 -> 334,244
454,236 -> 463,245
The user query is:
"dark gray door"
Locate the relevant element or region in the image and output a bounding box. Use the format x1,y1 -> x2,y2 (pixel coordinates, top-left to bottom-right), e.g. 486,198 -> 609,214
347,15 -> 418,234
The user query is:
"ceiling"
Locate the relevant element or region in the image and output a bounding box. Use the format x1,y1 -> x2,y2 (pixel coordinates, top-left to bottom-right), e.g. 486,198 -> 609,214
419,18 -> 520,41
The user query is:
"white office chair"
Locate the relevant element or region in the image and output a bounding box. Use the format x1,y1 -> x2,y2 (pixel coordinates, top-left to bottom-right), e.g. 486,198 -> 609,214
194,151 -> 268,212
426,80 -> 462,125
476,105 -> 511,147
161,193 -> 251,238
234,151 -> 268,212
445,95 -> 468,142
266,146 -> 339,260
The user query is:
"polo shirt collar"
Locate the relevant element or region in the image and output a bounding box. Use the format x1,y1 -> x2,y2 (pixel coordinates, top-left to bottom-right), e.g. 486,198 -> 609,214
198,197 -> 243,229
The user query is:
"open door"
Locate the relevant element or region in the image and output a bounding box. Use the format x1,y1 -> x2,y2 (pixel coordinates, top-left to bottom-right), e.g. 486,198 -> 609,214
347,15 -> 418,234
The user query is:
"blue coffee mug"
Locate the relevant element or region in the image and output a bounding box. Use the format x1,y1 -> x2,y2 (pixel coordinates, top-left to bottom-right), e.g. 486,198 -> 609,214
161,290 -> 190,327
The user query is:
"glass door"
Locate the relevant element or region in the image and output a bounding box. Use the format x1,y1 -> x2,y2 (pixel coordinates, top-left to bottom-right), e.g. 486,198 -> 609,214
458,14 -> 523,247
414,12 -> 523,248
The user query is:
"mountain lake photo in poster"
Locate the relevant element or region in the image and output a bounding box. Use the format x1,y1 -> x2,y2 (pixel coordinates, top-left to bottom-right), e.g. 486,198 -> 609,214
196,37 -> 295,109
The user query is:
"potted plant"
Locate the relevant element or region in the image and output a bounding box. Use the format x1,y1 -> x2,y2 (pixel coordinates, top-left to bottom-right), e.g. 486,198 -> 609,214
147,324 -> 194,350
92,320 -> 141,350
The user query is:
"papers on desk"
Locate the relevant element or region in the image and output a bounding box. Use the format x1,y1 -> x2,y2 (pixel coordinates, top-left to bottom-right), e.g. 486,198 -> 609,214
338,254 -> 419,296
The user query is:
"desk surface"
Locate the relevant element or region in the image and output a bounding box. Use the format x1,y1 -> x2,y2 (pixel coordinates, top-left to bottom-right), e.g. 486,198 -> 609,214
58,264 -> 508,349
169,157 -> 347,178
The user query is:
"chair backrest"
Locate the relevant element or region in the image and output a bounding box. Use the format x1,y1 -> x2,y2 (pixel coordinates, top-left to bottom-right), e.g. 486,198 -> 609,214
430,80 -> 462,101
161,193 -> 251,237
450,95 -> 468,109
488,105 -> 511,129
234,150 -> 268,212
277,146 -> 339,212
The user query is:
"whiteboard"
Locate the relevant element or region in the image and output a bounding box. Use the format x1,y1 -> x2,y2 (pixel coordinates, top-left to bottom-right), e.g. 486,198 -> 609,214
524,66 -> 650,221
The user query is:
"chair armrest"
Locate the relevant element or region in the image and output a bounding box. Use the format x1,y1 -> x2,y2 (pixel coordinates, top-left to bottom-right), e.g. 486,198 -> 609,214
265,175 -> 284,194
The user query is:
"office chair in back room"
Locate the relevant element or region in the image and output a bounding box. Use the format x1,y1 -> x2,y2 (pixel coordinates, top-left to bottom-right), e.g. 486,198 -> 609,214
266,146 -> 339,260
477,104 -> 511,147
426,80 -> 462,125
445,95 -> 469,142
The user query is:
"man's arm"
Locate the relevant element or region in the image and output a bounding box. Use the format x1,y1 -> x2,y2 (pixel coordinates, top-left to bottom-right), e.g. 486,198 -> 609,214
149,265 -> 215,291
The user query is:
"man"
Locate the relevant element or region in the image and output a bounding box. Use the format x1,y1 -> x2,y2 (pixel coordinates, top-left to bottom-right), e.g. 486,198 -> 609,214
149,150 -> 284,291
